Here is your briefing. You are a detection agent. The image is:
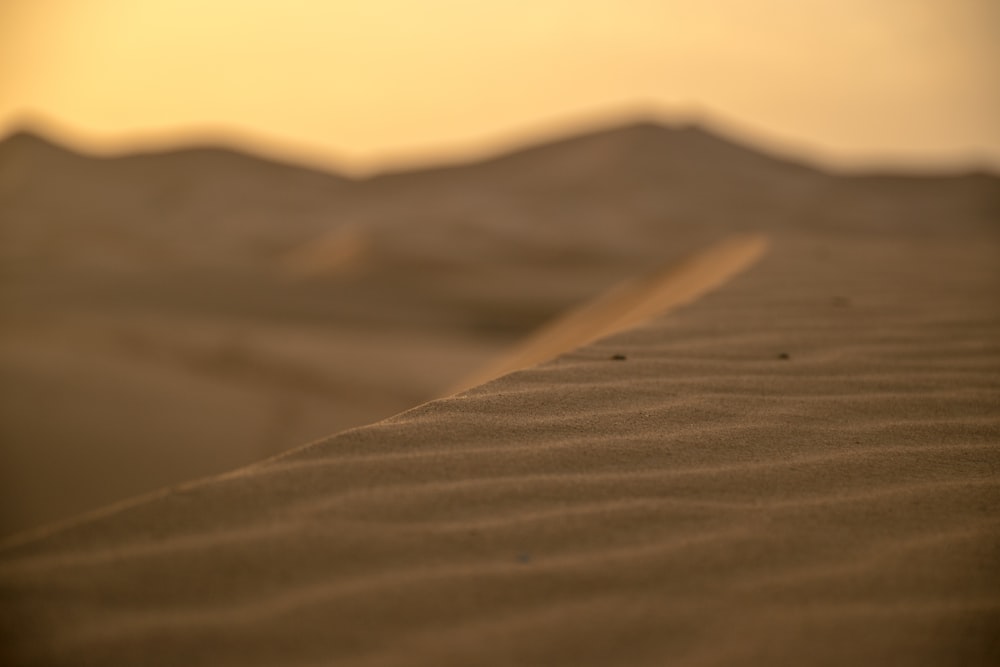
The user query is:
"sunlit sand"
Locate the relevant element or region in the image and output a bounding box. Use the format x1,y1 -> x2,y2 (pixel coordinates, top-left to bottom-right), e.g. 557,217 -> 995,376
450,233 -> 769,393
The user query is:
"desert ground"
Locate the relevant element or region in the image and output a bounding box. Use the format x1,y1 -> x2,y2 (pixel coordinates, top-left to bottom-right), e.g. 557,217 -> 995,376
1,120 -> 998,665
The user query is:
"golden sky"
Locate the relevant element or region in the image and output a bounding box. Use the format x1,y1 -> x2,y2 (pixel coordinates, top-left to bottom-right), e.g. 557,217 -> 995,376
1,0 -> 998,172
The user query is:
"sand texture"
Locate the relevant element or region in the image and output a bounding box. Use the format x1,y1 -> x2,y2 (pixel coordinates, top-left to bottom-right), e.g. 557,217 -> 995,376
6,121 -> 999,537
0,121 -> 832,535
2,122 -> 778,535
2,224 -> 998,665
1,120 -> 999,664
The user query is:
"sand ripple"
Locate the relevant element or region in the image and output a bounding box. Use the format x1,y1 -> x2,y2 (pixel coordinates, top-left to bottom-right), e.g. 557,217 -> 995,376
2,232 -> 999,666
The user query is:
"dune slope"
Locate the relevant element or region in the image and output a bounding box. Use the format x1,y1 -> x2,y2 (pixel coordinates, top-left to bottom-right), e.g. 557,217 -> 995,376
0,119 -> 839,536
1,222 -> 997,665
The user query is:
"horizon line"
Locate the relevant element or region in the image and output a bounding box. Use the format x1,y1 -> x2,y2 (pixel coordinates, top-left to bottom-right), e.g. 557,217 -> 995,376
2,103 -> 998,179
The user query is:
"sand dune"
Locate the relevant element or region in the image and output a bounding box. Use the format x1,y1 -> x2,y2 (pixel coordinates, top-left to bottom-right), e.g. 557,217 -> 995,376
3,119 -> 834,536
451,233 -> 769,392
1,119 -> 999,664
2,224 -> 998,665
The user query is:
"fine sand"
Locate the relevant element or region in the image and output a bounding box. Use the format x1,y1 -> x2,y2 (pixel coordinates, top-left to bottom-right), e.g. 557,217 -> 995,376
1,225 -> 998,665
4,121 -> 996,536
1,120 -> 999,664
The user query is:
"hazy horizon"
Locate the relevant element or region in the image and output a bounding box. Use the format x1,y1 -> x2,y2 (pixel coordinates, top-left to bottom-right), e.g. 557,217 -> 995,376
5,105 -> 999,180
2,0 -> 998,174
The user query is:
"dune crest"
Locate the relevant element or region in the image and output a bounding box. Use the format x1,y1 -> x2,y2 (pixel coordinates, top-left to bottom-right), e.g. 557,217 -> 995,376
450,234 -> 768,393
2,115 -> 999,665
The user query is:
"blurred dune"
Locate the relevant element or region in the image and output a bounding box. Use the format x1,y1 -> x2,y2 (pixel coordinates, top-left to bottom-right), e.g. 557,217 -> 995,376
3,0 -> 1000,657
1,116 -> 998,545
0,110 -> 998,661
278,224 -> 369,280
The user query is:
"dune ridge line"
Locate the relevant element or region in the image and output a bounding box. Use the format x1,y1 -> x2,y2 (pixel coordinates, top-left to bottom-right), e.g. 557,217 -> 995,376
450,233 -> 769,393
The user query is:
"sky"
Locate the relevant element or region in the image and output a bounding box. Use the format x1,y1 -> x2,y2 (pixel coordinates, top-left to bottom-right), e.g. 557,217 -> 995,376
1,0 -> 998,173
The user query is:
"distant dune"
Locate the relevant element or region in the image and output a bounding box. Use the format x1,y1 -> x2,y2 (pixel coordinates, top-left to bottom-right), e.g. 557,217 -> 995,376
1,119 -> 997,536
1,118 -> 999,664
